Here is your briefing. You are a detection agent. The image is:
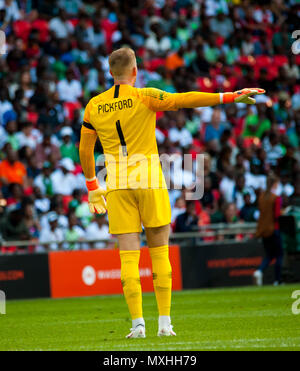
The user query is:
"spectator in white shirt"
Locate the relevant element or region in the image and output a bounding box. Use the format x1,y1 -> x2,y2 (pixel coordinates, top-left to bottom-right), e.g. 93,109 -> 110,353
33,186 -> 51,214
51,158 -> 78,196
15,122 -> 41,150
38,212 -> 64,252
49,8 -> 74,39
220,167 -> 236,203
210,10 -> 234,39
233,174 -> 256,210
90,19 -> 105,49
145,23 -> 171,56
205,0 -> 228,17
0,125 -> 7,149
155,127 -> 166,145
57,69 -> 82,103
242,33 -> 255,56
171,196 -> 186,223
245,171 -> 266,191
0,0 -> 20,22
86,214 -> 110,249
74,13 -> 94,44
97,46 -> 111,81
277,174 -> 295,197
169,112 -> 193,149
245,159 -> 267,191
40,195 -> 68,231
263,132 -> 284,166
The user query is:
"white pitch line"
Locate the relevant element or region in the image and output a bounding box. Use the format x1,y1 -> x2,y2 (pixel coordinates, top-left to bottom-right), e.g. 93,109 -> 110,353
42,308 -> 297,327
14,337 -> 300,351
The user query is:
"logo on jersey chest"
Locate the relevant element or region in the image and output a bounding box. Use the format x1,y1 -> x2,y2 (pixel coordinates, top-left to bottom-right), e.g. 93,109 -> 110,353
98,99 -> 133,114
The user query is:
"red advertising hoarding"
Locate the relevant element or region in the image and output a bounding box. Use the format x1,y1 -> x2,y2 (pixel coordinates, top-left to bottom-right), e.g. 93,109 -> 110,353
49,246 -> 182,298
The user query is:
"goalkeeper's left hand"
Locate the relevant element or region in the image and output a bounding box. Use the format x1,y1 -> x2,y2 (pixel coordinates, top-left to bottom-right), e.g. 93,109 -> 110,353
86,177 -> 107,214
223,88 -> 266,105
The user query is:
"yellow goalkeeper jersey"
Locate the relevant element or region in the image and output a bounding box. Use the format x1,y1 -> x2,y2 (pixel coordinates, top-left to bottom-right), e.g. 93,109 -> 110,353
83,84 -> 220,190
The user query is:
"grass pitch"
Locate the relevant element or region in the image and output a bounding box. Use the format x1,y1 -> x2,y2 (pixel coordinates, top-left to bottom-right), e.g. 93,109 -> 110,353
1,284 -> 300,351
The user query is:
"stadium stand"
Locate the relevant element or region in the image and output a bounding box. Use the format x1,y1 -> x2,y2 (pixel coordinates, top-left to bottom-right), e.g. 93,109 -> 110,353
0,0 -> 299,252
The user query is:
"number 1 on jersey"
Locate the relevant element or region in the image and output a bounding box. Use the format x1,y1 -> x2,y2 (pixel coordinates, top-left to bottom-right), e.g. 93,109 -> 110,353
116,120 -> 128,156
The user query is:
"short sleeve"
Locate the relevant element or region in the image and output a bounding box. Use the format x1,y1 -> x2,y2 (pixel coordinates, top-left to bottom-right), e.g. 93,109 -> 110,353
83,100 -> 96,130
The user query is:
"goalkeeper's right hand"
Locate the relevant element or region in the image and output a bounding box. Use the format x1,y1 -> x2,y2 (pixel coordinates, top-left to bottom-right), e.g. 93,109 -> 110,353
86,177 -> 107,214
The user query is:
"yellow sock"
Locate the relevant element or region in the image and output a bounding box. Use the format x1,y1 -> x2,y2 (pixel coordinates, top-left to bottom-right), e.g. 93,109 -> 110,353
149,245 -> 172,316
119,250 -> 143,320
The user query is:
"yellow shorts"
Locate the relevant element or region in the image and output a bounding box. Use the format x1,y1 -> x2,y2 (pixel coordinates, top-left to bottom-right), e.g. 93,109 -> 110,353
106,188 -> 171,234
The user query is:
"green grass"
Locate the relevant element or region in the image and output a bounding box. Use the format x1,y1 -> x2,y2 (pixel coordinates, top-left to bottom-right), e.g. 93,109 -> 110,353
1,284 -> 300,350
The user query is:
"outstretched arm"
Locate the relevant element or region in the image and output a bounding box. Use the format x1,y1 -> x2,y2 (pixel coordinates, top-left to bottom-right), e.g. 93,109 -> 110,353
140,88 -> 265,112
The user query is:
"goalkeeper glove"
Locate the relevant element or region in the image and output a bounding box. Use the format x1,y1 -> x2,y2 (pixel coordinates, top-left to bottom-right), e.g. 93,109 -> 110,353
86,177 -> 107,214
222,88 -> 265,105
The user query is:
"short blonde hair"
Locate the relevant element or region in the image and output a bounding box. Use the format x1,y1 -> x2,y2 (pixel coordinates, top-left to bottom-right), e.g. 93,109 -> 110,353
109,47 -> 136,79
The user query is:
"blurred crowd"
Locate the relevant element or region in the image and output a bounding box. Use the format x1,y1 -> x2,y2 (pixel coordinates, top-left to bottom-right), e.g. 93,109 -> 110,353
0,0 -> 299,251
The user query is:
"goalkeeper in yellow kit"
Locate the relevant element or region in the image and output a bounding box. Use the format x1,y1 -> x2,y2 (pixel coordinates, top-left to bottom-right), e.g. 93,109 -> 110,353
79,47 -> 265,338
